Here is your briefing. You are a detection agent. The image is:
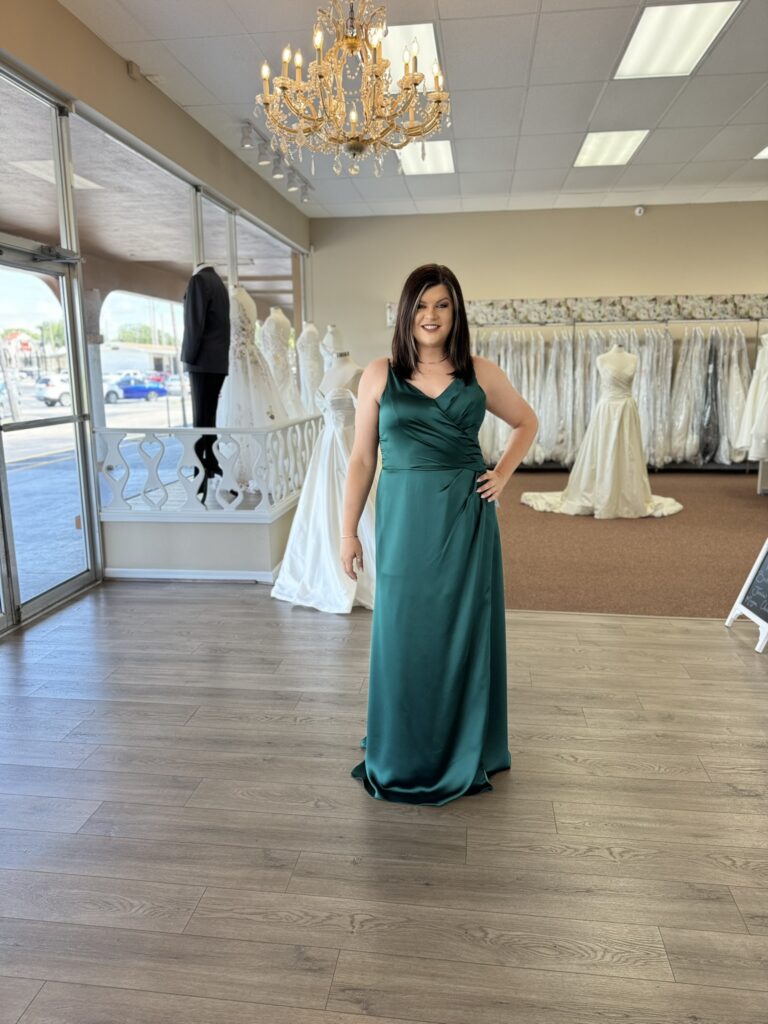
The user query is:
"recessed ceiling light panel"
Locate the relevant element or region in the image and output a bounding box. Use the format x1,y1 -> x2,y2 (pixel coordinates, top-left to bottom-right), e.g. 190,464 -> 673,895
615,2 -> 740,79
399,140 -> 454,175
574,131 -> 649,167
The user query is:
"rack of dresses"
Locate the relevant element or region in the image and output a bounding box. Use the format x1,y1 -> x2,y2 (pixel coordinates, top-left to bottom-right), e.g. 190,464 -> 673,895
473,320 -> 760,470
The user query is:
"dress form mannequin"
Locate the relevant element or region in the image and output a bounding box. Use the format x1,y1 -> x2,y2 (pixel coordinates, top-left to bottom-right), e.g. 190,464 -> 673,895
319,325 -> 363,395
521,343 -> 683,519
261,306 -> 304,419
296,320 -> 325,414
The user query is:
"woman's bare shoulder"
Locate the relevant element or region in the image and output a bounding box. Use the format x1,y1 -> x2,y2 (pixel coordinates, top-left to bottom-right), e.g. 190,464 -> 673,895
360,356 -> 390,403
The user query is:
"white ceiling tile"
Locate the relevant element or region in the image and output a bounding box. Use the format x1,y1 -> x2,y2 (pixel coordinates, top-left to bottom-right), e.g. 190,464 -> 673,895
542,0 -> 640,8
530,8 -> 638,85
724,161 -> 768,185
614,163 -> 687,189
507,193 -> 556,209
449,89 -> 526,139
697,0 -> 768,76
521,83 -> 604,135
405,174 -> 461,197
320,202 -> 373,217
515,133 -> 584,169
694,123 -> 768,161
660,74 -> 767,129
632,126 -> 721,164
454,136 -> 517,172
109,40 -> 221,106
438,0 -> 538,15
441,16 -> 538,89
459,171 -> 513,194
376,0 -> 439,23
562,166 -> 625,190
636,189 -> 707,205
353,176 -> 413,200
308,178 -> 368,202
117,0 -> 246,38
460,194 -> 511,211
414,198 -> 465,213
512,168 -> 569,191
730,83 -> 768,125
164,35 -> 266,104
589,79 -> 685,133
666,160 -> 748,187
600,191 -> 658,207
58,0 -> 151,42
366,199 -> 419,215
554,193 -> 609,208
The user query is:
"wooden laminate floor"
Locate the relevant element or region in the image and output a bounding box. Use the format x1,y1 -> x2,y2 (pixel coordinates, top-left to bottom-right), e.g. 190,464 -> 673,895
0,581 -> 767,1024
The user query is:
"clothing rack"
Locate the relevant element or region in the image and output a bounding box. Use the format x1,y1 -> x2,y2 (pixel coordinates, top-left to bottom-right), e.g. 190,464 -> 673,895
473,320 -> 764,472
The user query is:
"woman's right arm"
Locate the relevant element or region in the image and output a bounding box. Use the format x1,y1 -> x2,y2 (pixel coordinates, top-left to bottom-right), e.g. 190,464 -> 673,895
340,358 -> 387,581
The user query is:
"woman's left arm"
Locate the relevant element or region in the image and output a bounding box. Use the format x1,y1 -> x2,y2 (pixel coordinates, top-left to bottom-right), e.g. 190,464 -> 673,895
475,356 -> 539,502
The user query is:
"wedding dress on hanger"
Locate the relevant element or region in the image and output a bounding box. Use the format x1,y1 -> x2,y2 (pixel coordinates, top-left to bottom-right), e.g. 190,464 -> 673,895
736,334 -> 768,460
261,306 -> 305,420
296,321 -> 325,415
216,286 -> 288,489
521,345 -> 683,519
271,385 -> 378,613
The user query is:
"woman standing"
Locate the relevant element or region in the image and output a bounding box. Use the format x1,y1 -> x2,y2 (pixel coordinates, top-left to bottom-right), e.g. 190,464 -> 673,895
341,265 -> 538,805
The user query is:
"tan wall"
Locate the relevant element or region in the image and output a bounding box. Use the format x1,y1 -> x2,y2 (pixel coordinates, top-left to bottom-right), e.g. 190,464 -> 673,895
1,0 -> 308,251
309,202 -> 768,364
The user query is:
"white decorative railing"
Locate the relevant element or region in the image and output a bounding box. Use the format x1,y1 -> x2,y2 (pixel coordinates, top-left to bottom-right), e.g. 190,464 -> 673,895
93,415 -> 323,517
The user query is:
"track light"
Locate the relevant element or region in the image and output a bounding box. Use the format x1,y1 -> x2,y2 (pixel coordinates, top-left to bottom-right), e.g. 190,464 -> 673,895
286,169 -> 300,192
271,156 -> 285,179
240,123 -> 255,149
256,140 -> 271,165
300,183 -> 309,203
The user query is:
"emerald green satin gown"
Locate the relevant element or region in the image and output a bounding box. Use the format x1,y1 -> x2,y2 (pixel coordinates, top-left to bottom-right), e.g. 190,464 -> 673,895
351,359 -> 511,805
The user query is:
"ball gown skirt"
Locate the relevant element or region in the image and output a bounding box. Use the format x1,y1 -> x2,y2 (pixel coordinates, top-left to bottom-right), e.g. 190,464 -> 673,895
351,361 -> 511,805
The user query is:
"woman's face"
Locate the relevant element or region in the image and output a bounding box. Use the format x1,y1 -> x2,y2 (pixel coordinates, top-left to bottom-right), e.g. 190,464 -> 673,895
412,283 -> 453,351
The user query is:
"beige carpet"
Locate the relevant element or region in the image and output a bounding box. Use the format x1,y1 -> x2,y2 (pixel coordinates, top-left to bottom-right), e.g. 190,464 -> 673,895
498,470 -> 766,618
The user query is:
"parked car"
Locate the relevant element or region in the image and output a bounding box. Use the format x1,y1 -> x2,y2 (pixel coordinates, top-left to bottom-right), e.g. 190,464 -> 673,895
164,374 -> 189,396
36,373 -> 72,407
104,373 -> 168,404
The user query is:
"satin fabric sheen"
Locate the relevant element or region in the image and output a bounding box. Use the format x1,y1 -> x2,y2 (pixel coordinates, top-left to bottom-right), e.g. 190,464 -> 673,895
351,361 -> 511,805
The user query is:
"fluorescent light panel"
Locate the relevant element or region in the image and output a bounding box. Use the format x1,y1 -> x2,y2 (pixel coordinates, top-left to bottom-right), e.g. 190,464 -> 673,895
755,145 -> 768,159
381,23 -> 440,94
399,140 -> 454,175
615,2 -> 740,79
574,130 -> 649,166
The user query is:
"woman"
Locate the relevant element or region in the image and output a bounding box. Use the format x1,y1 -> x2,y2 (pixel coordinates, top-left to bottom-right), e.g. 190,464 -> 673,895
341,264 -> 538,805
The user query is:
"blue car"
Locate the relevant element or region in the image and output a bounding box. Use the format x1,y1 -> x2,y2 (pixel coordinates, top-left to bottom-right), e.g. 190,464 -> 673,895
105,374 -> 169,404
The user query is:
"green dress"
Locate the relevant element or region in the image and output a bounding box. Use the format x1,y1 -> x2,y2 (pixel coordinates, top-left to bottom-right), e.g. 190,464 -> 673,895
351,359 -> 511,805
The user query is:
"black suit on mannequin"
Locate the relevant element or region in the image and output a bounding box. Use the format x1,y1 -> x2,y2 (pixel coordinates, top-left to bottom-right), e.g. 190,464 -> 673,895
180,265 -> 230,491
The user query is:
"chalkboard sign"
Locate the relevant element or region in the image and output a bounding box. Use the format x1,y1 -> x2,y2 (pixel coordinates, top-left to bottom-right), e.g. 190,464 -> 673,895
726,538 -> 768,653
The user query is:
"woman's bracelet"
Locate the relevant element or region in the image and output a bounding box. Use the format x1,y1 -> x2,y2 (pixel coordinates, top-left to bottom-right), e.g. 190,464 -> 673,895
341,533 -> 358,539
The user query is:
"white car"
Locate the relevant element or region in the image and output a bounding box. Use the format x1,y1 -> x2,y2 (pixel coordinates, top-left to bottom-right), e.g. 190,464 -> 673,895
36,373 -> 72,407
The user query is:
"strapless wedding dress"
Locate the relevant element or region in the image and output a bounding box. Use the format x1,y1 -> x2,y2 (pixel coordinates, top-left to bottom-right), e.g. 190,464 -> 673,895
521,349 -> 683,519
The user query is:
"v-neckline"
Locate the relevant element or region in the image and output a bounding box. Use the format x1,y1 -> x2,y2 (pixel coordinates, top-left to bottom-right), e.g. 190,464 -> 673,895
390,361 -> 463,402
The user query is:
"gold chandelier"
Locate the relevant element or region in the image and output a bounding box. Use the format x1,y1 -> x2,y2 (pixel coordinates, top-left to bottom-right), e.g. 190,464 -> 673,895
255,0 -> 450,177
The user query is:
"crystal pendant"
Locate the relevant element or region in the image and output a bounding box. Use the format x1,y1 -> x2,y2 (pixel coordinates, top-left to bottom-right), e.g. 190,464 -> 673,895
349,162 -> 360,176
310,154 -> 316,176
270,135 -> 278,151
421,140 -> 426,160
333,153 -> 342,175
374,155 -> 383,177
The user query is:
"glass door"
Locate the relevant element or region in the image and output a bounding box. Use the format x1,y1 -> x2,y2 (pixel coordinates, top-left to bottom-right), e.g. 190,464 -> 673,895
0,245 -> 98,630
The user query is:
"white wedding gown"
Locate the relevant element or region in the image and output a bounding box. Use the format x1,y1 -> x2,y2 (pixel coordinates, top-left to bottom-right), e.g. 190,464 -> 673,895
271,386 -> 379,614
521,347 -> 683,519
296,322 -> 325,415
736,335 -> 768,461
216,287 -> 288,490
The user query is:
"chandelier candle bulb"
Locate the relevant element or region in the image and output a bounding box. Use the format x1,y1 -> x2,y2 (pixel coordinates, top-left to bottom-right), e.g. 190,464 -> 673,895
403,46 -> 410,77
432,62 -> 440,90
294,49 -> 303,82
313,28 -> 323,60
261,62 -> 270,96
411,39 -> 419,74
282,45 -> 291,77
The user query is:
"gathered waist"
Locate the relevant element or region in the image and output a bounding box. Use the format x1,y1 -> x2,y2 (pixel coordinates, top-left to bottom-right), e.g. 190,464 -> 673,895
381,464 -> 487,473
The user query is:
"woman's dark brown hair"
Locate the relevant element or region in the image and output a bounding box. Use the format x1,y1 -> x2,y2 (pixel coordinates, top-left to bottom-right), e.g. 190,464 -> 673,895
391,264 -> 473,383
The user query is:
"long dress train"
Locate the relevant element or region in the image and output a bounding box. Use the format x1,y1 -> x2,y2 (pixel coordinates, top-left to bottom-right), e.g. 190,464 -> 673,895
351,359 -> 511,805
